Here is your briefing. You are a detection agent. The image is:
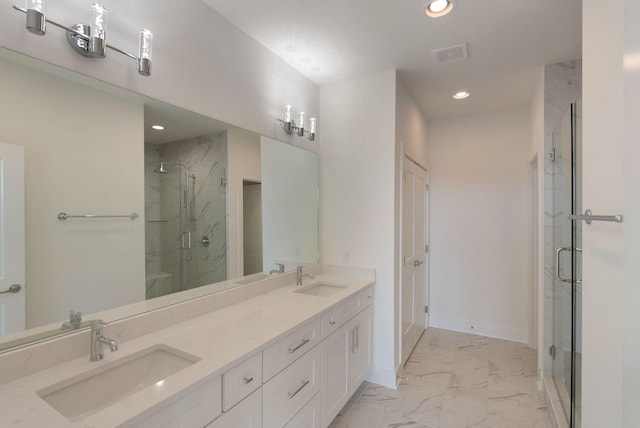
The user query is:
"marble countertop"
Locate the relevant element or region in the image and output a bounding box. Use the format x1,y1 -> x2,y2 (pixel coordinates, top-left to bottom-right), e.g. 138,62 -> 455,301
0,272 -> 374,427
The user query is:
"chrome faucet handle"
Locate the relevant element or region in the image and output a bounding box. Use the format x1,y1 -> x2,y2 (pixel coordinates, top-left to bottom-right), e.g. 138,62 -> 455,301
270,263 -> 285,274
69,310 -> 82,325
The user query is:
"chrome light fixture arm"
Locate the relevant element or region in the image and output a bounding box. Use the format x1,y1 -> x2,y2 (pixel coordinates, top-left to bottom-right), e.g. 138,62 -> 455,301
12,4 -> 152,76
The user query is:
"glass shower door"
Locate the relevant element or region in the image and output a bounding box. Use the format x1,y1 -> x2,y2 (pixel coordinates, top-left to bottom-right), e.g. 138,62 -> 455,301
551,98 -> 582,428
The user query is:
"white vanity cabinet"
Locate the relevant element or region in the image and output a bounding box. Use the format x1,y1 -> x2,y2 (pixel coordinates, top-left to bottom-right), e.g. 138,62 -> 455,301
321,288 -> 373,427
121,284 -> 373,428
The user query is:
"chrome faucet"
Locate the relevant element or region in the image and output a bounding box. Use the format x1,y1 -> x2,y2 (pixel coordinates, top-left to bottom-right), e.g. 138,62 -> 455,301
61,310 -> 82,331
90,320 -> 118,362
296,266 -> 314,286
270,263 -> 285,274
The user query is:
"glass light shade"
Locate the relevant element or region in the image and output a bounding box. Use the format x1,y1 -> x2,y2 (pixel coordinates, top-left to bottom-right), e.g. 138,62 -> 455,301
139,29 -> 153,60
309,117 -> 317,134
91,3 -> 107,40
298,112 -> 305,128
285,105 -> 292,123
27,0 -> 46,13
26,0 -> 46,35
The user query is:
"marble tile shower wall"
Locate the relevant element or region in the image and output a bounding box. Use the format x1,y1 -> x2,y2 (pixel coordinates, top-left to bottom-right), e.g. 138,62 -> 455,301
145,144 -> 161,275
144,133 -> 228,299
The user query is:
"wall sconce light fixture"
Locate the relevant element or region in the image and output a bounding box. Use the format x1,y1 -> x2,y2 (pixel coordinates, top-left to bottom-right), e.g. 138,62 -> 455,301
278,105 -> 317,141
13,1 -> 154,76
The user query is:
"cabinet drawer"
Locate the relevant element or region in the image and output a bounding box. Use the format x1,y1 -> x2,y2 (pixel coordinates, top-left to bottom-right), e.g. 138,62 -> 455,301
322,285 -> 374,340
360,285 -> 374,308
263,345 -> 321,428
321,306 -> 341,339
284,393 -> 321,428
222,352 -> 262,411
263,317 -> 321,381
338,292 -> 363,324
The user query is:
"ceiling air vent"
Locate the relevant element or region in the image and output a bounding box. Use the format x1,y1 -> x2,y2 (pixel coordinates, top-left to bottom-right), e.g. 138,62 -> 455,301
432,43 -> 468,64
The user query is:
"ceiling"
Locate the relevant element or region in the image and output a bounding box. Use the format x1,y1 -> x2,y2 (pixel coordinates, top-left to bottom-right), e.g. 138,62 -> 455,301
202,0 -> 582,120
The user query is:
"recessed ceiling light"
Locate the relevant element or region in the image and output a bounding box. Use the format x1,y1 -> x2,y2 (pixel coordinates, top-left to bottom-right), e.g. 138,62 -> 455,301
453,91 -> 470,100
425,0 -> 454,18
151,125 -> 165,130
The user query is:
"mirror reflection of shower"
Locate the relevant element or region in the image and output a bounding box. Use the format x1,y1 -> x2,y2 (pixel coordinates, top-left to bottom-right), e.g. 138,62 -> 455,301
154,161 -> 196,260
144,134 -> 228,299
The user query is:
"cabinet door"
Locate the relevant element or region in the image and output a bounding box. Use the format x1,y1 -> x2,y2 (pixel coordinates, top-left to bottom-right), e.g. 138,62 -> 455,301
321,322 -> 351,427
349,306 -> 372,392
285,393 -> 321,428
207,388 -> 262,428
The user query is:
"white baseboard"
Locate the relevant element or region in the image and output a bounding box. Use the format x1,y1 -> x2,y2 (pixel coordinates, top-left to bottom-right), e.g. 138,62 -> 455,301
430,315 -> 527,343
365,366 -> 397,390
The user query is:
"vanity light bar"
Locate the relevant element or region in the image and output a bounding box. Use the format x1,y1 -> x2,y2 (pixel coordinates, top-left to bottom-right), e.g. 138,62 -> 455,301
12,2 -> 153,76
278,105 -> 317,141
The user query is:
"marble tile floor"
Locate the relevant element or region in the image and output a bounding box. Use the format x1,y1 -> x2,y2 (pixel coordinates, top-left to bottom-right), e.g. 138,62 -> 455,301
330,328 -> 552,428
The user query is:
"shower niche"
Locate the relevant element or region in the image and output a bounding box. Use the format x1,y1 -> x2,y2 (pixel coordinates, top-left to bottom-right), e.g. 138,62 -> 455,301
144,134 -> 227,299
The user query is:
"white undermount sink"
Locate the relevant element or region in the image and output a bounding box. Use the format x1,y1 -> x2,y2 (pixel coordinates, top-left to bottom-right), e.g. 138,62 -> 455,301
37,344 -> 200,421
295,282 -> 348,297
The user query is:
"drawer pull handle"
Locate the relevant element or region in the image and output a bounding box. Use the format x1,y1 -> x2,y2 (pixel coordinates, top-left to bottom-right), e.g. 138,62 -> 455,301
288,338 -> 310,354
288,379 -> 310,399
242,376 -> 254,384
329,319 -> 336,325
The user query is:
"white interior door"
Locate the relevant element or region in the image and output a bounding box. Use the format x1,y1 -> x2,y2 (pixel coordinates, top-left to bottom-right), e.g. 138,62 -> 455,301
0,143 -> 25,336
401,156 -> 427,365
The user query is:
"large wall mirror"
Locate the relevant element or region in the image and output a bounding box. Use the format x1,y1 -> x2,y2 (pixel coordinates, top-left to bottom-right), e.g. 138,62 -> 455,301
0,49 -> 319,351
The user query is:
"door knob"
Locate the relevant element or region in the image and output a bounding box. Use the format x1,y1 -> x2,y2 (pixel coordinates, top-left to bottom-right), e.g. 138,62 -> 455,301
0,284 -> 21,294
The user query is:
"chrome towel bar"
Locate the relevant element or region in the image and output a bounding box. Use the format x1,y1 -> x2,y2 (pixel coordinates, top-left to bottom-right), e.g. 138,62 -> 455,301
568,209 -> 623,225
58,212 -> 139,221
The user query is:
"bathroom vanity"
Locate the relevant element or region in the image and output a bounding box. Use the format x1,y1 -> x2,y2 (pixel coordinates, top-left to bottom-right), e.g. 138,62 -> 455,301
0,265 -> 374,427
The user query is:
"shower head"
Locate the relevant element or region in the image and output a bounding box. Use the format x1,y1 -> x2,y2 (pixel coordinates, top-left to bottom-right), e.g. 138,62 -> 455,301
154,162 -> 169,173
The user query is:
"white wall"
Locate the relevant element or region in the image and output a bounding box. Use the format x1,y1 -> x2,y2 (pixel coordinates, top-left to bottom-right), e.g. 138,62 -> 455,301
582,0 -> 625,425
427,109 -> 531,342
0,58 -> 145,328
227,128 -> 261,279
0,0 -> 318,149
395,77 -> 430,167
319,70 -> 398,387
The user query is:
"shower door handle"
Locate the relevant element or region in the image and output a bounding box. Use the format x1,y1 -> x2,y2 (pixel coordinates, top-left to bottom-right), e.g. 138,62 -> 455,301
181,231 -> 192,249
555,247 -> 582,283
